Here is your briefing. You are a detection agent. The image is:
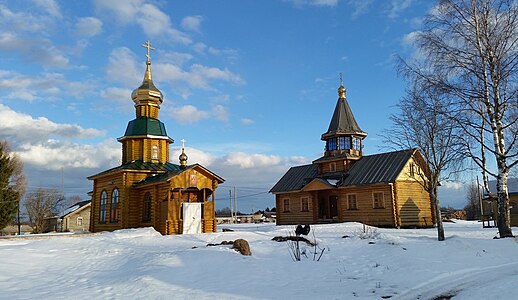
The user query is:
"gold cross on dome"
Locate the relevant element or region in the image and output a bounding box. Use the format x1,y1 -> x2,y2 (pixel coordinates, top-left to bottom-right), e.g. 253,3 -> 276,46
181,139 -> 186,148
340,72 -> 343,86
142,40 -> 155,62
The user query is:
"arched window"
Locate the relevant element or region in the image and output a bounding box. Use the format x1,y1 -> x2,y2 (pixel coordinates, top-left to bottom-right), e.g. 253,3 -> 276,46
110,188 -> 119,222
143,192 -> 152,222
99,190 -> 107,223
152,145 -> 159,160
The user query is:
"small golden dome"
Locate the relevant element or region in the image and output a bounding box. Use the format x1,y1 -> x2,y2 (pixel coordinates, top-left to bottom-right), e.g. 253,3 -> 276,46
179,147 -> 188,167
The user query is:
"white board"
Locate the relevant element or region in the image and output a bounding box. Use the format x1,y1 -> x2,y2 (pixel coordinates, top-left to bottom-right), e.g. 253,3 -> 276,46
182,203 -> 202,234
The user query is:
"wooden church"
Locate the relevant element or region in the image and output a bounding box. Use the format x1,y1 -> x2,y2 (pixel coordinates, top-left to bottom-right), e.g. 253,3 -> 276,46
270,78 -> 434,228
88,41 -> 224,235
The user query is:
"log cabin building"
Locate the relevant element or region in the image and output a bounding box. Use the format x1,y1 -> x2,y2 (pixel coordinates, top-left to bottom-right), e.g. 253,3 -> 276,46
270,79 -> 434,228
88,41 -> 224,235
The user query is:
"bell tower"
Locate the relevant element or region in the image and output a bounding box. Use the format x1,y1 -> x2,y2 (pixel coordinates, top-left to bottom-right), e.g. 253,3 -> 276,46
314,73 -> 367,174
117,40 -> 173,164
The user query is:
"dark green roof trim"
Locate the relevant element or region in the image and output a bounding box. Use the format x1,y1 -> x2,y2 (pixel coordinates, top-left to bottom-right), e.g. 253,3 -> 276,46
88,160 -> 183,179
121,117 -> 171,139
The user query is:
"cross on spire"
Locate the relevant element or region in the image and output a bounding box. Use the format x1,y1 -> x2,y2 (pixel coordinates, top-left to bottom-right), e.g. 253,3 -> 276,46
340,72 -> 343,86
142,40 -> 155,63
181,139 -> 186,149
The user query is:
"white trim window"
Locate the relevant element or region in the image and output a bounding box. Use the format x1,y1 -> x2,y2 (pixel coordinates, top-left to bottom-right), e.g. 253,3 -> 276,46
283,199 -> 290,212
301,197 -> 309,212
373,192 -> 385,209
77,217 -> 83,226
347,194 -> 358,210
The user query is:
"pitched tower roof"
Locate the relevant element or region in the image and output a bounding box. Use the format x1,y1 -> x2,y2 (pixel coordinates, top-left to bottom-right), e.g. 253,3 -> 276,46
321,77 -> 366,140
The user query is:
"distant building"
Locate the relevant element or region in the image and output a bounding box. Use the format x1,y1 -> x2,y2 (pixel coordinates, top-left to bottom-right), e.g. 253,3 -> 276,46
88,41 -> 224,235
483,178 -> 518,227
270,79 -> 434,228
60,200 -> 91,232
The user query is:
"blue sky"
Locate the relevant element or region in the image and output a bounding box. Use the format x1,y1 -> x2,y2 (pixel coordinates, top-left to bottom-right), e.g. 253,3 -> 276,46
0,0 -> 469,212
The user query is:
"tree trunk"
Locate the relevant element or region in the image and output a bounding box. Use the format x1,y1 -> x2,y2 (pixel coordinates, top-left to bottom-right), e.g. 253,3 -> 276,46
496,168 -> 513,238
431,187 -> 445,241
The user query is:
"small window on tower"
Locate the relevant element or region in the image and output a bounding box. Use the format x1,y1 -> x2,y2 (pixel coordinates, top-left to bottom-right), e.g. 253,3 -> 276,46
152,145 -> 159,160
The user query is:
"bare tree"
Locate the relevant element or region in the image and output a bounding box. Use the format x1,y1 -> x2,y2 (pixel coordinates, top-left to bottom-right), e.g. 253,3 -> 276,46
403,0 -> 517,238
0,141 -> 26,230
464,183 -> 481,220
25,188 -> 64,233
384,79 -> 464,241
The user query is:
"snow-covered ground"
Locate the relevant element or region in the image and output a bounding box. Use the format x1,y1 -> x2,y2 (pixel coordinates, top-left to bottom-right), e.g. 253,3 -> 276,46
1,221 -> 517,300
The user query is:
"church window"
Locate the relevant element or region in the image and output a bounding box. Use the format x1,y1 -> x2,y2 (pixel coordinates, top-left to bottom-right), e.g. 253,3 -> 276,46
329,162 -> 336,172
99,190 -> 107,223
152,145 -> 159,160
77,217 -> 83,226
301,197 -> 309,212
352,137 -> 361,150
143,192 -> 152,222
337,136 -> 351,150
110,188 -> 120,222
347,194 -> 358,210
283,199 -> 290,212
326,138 -> 337,151
373,192 -> 385,209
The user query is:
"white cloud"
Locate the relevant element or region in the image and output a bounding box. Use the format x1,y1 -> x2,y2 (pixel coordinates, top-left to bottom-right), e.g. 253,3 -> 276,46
441,181 -> 465,190
170,105 -> 210,124
159,51 -> 193,66
75,17 -> 103,37
106,47 -> 141,86
348,0 -> 373,18
171,146 -> 215,166
224,152 -> 282,169
0,70 -> 93,101
181,15 -> 203,32
240,118 -> 254,126
0,103 -> 104,146
155,62 -> 245,89
32,0 -> 62,18
100,87 -> 132,104
212,105 -> 229,122
190,64 -> 245,85
95,0 -> 191,44
16,139 -> 119,170
286,0 -> 339,7
387,0 -> 414,19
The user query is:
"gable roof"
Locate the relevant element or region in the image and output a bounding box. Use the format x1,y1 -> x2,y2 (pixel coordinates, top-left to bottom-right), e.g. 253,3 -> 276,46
133,163 -> 225,187
270,149 -> 416,193
321,96 -> 366,139
341,149 -> 414,186
269,164 -> 319,193
61,200 -> 91,218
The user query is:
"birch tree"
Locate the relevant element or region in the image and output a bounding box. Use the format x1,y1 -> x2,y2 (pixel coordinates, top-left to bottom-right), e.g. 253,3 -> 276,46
407,0 -> 517,238
385,80 -> 464,241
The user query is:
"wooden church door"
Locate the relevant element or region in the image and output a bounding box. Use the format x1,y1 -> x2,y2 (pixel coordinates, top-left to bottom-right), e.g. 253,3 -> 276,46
182,203 -> 202,234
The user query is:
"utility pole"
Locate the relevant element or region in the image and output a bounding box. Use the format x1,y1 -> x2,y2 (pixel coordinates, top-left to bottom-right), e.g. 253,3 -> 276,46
233,186 -> 237,223
229,189 -> 233,224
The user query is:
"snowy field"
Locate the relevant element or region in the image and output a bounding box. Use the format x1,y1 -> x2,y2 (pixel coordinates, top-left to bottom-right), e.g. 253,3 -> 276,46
1,221 -> 517,300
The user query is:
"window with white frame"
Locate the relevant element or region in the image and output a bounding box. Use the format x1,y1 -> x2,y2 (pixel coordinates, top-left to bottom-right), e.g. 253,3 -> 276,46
301,197 -> 309,212
347,194 -> 358,210
77,217 -> 83,226
373,192 -> 385,209
283,199 -> 290,212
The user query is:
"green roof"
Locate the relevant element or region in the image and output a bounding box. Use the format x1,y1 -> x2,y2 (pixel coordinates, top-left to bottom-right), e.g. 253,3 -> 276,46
123,117 -> 168,137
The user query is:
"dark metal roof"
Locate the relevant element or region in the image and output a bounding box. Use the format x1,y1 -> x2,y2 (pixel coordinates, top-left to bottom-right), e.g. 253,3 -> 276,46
269,164 -> 319,193
341,149 -> 413,186
487,178 -> 518,195
322,96 -> 366,139
133,163 -> 225,187
270,149 -> 415,193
